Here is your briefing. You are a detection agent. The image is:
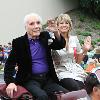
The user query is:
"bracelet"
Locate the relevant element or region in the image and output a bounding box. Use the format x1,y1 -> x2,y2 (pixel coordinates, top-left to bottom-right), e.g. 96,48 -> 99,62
83,53 -> 86,56
82,53 -> 87,56
82,50 -> 87,56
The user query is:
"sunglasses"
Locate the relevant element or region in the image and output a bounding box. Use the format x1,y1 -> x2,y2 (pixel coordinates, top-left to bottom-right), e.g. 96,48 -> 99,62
90,67 -> 100,83
90,73 -> 100,83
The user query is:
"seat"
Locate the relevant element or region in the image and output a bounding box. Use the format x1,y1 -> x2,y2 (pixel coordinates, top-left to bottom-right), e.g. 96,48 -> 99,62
0,83 -> 88,100
0,84 -> 64,100
56,89 -> 87,100
0,83 -> 33,100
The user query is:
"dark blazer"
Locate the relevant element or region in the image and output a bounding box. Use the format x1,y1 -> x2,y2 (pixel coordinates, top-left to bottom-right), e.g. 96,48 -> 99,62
4,31 -> 65,85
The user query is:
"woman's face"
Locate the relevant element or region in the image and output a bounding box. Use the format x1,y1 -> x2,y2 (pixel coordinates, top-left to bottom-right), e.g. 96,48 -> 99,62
93,86 -> 100,99
57,20 -> 70,34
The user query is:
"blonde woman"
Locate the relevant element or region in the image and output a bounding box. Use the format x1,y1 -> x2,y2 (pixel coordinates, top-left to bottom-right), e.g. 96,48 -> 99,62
52,14 -> 91,91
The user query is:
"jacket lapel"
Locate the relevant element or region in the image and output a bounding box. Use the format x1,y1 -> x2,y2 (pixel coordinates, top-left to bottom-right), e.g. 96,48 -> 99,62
39,31 -> 48,47
23,34 -> 32,66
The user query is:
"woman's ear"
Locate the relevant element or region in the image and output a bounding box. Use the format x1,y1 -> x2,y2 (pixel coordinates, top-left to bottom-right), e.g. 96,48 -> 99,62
93,86 -> 98,93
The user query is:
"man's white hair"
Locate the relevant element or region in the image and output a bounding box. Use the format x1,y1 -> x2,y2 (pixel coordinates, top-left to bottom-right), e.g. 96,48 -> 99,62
24,13 -> 42,26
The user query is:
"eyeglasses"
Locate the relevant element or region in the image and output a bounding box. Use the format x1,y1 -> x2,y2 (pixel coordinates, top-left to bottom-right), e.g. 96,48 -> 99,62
89,73 -> 100,86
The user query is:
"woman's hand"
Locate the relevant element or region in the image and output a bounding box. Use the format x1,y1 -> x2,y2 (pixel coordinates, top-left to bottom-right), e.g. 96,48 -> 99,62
83,36 -> 92,52
76,36 -> 92,64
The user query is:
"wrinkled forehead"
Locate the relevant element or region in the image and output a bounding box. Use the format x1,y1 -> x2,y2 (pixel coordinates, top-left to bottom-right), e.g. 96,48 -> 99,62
27,16 -> 41,23
24,13 -> 42,26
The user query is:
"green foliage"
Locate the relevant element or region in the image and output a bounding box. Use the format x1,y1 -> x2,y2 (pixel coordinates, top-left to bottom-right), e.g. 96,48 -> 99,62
78,31 -> 91,36
79,39 -> 84,45
79,15 -> 85,22
94,0 -> 100,18
79,38 -> 100,47
76,30 -> 92,36
92,22 -> 100,29
95,38 -> 100,42
85,27 -> 91,32
76,30 -> 81,35
92,40 -> 97,46
92,38 -> 100,46
79,0 -> 100,19
97,32 -> 100,35
70,9 -> 100,48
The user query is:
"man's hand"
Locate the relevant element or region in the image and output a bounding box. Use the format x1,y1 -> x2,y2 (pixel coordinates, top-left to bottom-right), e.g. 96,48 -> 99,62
46,20 -> 58,34
6,83 -> 17,98
46,19 -> 61,40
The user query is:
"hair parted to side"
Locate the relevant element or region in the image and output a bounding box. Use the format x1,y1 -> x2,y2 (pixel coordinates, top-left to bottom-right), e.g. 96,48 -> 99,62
24,13 -> 42,26
56,13 -> 72,31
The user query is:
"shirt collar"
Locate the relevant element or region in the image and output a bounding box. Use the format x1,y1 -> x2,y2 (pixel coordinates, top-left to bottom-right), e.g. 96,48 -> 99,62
27,33 -> 39,40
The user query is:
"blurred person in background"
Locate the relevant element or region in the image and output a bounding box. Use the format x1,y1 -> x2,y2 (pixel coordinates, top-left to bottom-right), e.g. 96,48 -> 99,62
81,70 -> 100,100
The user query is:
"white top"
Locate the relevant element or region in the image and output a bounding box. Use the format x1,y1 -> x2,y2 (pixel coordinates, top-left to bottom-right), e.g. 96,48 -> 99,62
52,35 -> 87,82
77,95 -> 91,100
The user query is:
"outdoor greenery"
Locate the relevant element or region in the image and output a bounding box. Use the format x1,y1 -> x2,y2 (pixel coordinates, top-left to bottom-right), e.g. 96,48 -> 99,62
67,9 -> 100,47
77,31 -> 92,36
43,8 -> 100,47
79,0 -> 100,19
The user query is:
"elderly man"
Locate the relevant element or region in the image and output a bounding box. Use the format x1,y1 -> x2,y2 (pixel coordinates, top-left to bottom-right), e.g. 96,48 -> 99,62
4,13 -> 67,100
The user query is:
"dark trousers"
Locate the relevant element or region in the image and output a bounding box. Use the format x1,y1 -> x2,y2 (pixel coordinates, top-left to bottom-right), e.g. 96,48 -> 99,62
23,73 -> 68,100
60,78 -> 85,92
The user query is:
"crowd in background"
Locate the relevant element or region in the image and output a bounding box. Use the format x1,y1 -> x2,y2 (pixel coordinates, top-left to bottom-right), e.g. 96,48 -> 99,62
82,42 -> 100,73
0,42 -> 12,67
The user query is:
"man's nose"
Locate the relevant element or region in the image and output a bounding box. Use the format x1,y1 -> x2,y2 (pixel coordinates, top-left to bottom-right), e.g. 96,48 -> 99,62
34,23 -> 39,27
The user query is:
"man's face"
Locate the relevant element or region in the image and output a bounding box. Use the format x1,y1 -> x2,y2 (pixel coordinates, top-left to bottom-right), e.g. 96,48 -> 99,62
25,16 -> 42,37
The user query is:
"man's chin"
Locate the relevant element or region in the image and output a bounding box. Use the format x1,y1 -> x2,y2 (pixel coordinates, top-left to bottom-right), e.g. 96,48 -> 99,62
33,33 -> 40,37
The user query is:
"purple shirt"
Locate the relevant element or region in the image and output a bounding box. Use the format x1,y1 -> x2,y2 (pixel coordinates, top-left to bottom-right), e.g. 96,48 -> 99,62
29,39 -> 48,74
